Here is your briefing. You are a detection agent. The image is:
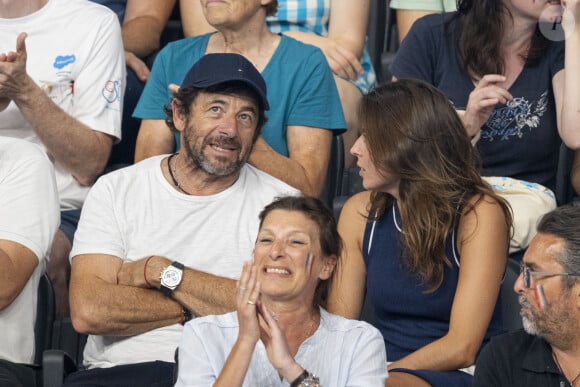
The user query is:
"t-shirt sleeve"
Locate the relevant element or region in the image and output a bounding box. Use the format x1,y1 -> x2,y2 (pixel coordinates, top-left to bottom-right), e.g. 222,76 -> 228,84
133,46 -> 174,120
287,49 -> 347,133
390,16 -> 438,83
72,10 -> 125,141
0,142 -> 59,261
70,175 -> 125,261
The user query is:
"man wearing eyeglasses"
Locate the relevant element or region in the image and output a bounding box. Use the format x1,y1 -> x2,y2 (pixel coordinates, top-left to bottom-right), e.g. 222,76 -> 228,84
474,205 -> 580,387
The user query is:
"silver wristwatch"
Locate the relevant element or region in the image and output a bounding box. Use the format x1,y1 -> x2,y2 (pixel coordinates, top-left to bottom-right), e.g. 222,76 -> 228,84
291,370 -> 320,387
300,373 -> 320,387
159,261 -> 184,296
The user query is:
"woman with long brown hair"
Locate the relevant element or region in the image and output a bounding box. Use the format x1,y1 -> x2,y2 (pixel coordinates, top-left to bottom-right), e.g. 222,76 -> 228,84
328,79 -> 513,387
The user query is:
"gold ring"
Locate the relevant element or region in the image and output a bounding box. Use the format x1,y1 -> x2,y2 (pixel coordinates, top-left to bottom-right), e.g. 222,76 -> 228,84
247,300 -> 255,305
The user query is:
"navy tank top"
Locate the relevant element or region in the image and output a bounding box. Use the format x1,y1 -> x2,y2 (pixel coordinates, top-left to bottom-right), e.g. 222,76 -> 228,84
363,202 -> 504,361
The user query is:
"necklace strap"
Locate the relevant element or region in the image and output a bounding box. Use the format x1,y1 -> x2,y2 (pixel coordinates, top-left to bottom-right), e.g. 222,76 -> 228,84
552,350 -> 580,385
167,153 -> 193,195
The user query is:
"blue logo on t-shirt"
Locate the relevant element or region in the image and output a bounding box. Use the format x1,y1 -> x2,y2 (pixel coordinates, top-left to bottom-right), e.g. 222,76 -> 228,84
53,55 -> 76,70
481,91 -> 548,142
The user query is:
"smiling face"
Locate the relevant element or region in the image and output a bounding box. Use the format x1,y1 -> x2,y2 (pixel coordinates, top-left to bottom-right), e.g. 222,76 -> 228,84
174,90 -> 258,177
253,209 -> 336,304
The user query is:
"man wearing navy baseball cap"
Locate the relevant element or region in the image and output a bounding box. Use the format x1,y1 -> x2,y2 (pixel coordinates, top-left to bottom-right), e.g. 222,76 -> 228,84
65,53 -> 299,386
179,53 -> 269,111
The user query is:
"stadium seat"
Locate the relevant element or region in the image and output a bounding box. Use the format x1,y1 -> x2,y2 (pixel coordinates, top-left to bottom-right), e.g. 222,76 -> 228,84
43,319 -> 87,387
321,135 -> 345,210
501,258 -> 523,332
34,273 -> 55,367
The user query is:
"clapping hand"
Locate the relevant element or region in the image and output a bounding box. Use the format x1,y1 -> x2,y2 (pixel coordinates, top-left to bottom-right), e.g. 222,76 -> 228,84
236,261 -> 262,346
0,32 -> 28,112
257,301 -> 304,383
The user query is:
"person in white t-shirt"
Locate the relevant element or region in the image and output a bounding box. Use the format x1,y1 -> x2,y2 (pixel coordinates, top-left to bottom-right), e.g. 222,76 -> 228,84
0,137 -> 59,387
66,53 -> 300,386
0,0 -> 125,319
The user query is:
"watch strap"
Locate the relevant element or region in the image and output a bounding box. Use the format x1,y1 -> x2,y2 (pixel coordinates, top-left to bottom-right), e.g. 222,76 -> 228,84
172,261 -> 184,270
290,370 -> 309,387
160,283 -> 173,297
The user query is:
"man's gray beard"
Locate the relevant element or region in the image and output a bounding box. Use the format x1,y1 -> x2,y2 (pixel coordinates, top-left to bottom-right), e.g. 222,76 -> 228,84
183,130 -> 250,177
195,152 -> 244,176
519,295 -> 540,336
521,315 -> 540,336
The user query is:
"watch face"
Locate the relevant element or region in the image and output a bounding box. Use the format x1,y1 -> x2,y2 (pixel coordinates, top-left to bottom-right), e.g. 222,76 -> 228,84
162,268 -> 182,287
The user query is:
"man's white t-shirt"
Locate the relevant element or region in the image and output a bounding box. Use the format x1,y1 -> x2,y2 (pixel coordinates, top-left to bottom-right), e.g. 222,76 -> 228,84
0,137 -> 59,364
71,156 -> 300,368
0,0 -> 124,209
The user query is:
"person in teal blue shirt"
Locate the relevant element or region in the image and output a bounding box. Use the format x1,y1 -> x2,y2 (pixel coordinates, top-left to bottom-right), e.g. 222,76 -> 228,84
133,0 -> 346,197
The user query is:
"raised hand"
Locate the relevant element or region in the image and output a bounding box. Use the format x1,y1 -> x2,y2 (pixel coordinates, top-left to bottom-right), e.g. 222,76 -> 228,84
562,0 -> 580,34
463,74 -> 513,138
257,302 -> 303,382
0,32 -> 28,111
319,38 -> 363,81
236,261 -> 261,346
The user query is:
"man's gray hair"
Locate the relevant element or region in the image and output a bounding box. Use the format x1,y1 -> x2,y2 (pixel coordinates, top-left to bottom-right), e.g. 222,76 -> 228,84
537,205 -> 580,288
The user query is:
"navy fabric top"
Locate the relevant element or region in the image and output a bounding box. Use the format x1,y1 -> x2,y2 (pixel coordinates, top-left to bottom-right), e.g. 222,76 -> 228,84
363,202 -> 504,361
391,13 -> 565,191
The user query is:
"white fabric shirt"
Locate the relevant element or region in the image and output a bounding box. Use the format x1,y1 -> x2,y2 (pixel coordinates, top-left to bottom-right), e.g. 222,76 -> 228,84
71,155 -> 300,369
0,137 -> 59,364
0,0 -> 124,210
176,308 -> 388,387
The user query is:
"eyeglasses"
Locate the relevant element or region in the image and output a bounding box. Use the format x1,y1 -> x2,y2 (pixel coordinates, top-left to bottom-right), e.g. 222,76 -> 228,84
519,261 -> 580,289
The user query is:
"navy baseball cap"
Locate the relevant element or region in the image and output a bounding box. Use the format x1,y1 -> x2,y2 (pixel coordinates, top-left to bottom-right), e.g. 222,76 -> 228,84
180,53 -> 269,110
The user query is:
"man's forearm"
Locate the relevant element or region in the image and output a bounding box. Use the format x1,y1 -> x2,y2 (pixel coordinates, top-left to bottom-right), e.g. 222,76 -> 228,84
71,282 -> 183,336
0,245 -> 37,311
122,17 -> 164,58
121,255 -> 239,318
15,78 -> 112,185
172,269 -> 238,317
249,138 -> 319,196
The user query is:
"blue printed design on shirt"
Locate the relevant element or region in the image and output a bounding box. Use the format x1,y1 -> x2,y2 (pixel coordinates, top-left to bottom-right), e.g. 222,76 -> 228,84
102,80 -> 121,104
53,55 -> 76,69
481,90 -> 549,142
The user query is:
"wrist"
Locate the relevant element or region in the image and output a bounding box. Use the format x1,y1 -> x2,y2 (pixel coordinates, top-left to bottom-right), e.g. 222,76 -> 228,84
235,336 -> 259,351
289,369 -> 319,387
282,362 -> 305,385
290,369 -> 308,387
159,261 -> 185,296
179,306 -> 192,325
14,78 -> 41,108
143,256 -> 155,287
144,256 -> 170,289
